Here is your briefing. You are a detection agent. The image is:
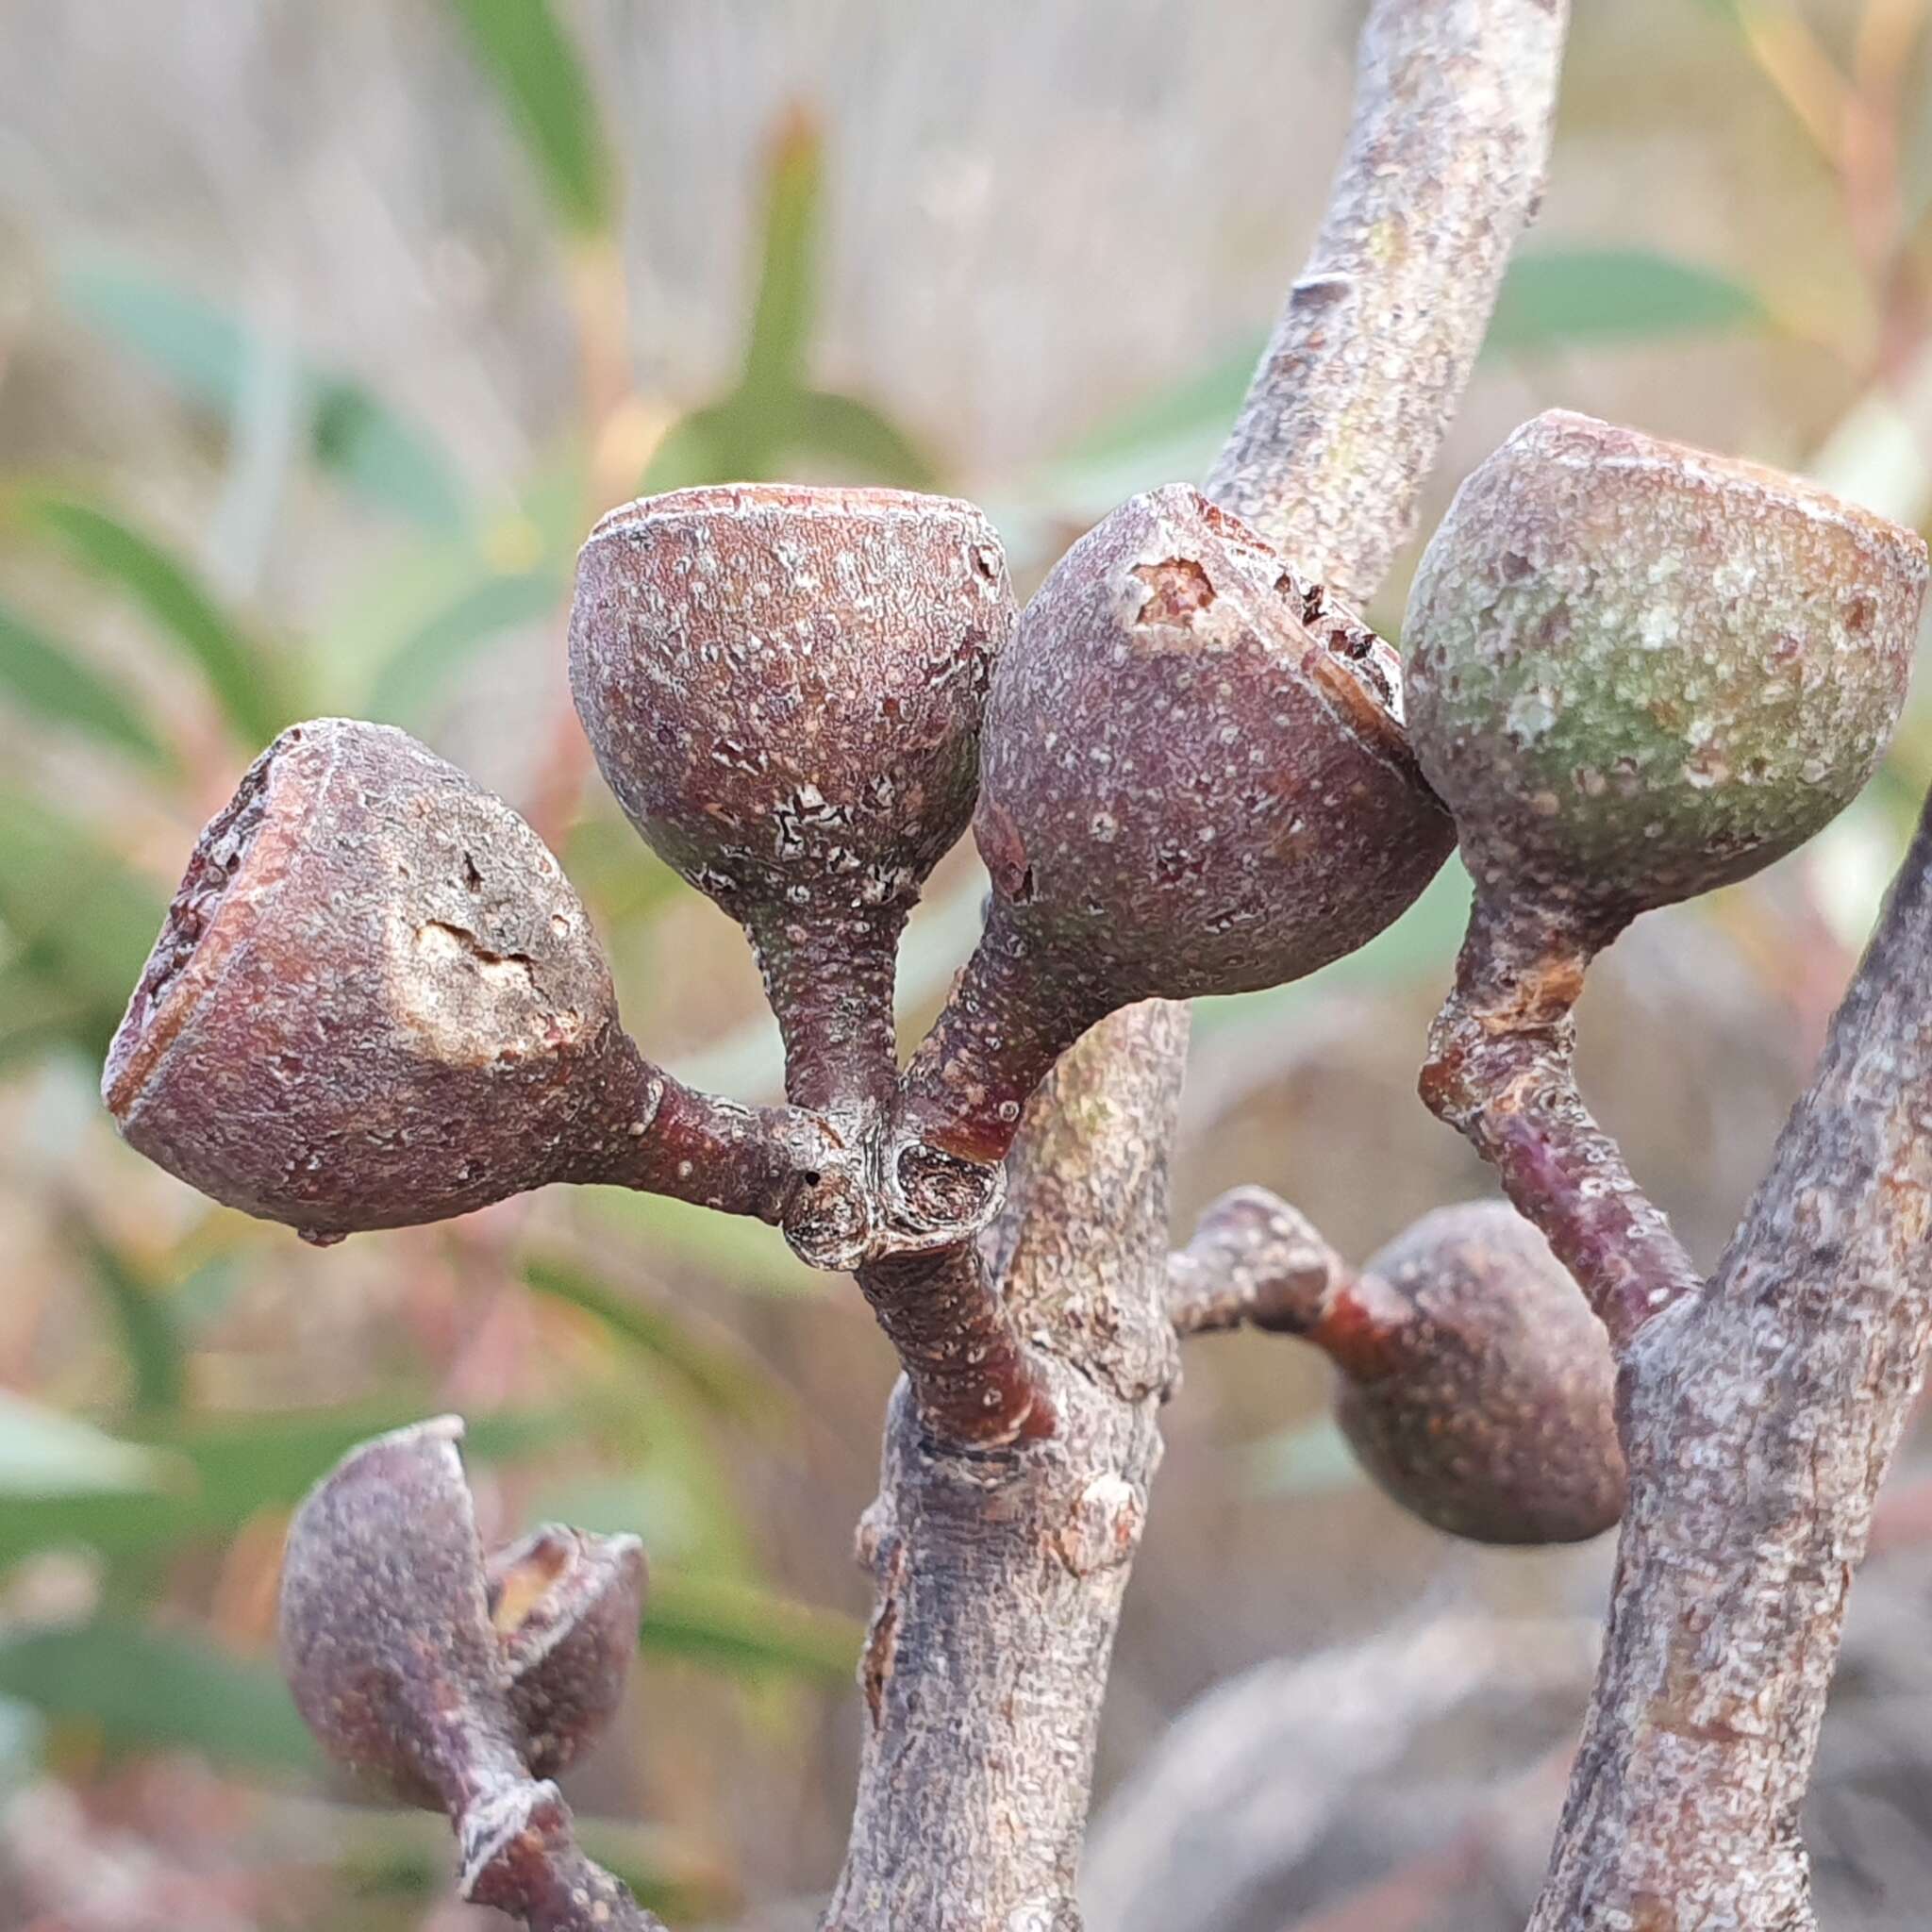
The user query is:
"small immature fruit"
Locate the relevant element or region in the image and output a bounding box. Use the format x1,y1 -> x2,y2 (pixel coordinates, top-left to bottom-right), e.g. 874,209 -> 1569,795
281,1423 -> 645,1807
1327,1201 -> 1624,1546
1405,408 -> 1929,928
570,485 -> 1014,1114
103,719 -> 858,1258
279,1416 -> 534,1810
893,483 -> 1454,1187
488,1524 -> 647,1783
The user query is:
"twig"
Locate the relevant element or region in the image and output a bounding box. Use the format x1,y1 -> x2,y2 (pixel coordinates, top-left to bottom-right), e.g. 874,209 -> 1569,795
1420,897 -> 1701,1352
826,3 -> 1567,1924
1205,0 -> 1569,604
1166,1185 -> 1353,1339
1531,788 -> 1932,1927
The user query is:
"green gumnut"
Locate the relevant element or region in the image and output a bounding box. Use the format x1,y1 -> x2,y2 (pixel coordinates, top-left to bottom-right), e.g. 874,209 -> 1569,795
1405,409 -> 1928,924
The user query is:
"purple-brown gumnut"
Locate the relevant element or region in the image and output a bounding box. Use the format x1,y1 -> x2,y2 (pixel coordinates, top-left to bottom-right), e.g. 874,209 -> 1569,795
569,485 -> 1014,1112
488,1524 -> 646,1782
279,1416 -> 525,1810
100,718 -> 776,1247
1406,409 -> 1929,930
1327,1202 -> 1624,1546
894,484 -> 1454,1173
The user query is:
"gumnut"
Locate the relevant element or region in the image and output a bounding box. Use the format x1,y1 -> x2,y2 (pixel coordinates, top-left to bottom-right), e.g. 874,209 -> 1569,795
1404,408 -> 1928,935
1325,1201 -> 1625,1546
101,719 -> 864,1262
891,483 -> 1454,1213
569,485 -> 1014,1116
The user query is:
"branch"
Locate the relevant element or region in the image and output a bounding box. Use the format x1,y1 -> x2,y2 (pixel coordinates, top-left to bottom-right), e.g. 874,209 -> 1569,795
828,3 -> 1568,1924
1532,792 -> 1932,1927
1166,1184 -> 1353,1337
1204,0 -> 1568,603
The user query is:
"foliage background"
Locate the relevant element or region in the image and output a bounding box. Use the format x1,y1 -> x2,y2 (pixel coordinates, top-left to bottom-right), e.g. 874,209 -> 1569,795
5,2 -> 1932,1927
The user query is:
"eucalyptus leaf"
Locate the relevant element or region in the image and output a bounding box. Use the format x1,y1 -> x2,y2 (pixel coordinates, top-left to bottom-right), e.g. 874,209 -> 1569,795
10,491 -> 292,745
60,260 -> 468,532
0,1620 -> 316,1773
642,1567 -> 861,1682
0,597 -> 172,771
447,0 -> 616,237
0,1393 -> 179,1498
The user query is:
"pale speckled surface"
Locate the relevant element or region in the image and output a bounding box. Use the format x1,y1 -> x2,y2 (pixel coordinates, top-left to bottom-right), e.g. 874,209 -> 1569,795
1407,408 -> 1929,922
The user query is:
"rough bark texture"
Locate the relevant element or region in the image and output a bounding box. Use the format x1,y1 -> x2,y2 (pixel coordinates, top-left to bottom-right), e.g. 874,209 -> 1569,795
1205,0 -> 1570,607
1529,793 -> 1932,1930
827,4 -> 1567,1924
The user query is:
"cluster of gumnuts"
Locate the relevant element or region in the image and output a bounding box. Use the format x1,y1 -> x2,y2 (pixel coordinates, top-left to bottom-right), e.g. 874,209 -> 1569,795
104,411 -> 1926,1800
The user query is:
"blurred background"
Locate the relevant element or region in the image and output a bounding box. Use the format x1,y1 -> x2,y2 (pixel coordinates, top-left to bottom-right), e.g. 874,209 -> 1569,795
5,2 -> 1932,1927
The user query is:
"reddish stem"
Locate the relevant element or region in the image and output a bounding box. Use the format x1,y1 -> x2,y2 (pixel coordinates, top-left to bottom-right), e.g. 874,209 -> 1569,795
1419,893 -> 1700,1352
856,1243 -> 1056,1445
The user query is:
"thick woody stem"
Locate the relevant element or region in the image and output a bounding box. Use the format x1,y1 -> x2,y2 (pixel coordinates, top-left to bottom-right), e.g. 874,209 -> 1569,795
1532,789 -> 1932,1929
1419,895 -> 1702,1351
831,5 -> 1567,1924
1166,1185 -> 1355,1338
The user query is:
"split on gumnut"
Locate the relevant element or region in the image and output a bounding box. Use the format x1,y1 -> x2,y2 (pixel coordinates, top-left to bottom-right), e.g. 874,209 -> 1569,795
889,482 -> 1455,1234
1405,409 -> 1930,1346
570,485 -> 1013,1158
279,1417 -> 660,1926
100,717 -> 871,1268
1175,1190 -> 1624,1546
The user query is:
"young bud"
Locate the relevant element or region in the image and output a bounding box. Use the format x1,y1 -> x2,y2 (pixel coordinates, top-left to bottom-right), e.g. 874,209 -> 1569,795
279,1416 -> 527,1810
570,486 -> 1013,1115
103,719 -> 861,1260
891,485 -> 1453,1219
488,1524 -> 646,1782
1326,1202 -> 1624,1546
1406,409 -> 1927,928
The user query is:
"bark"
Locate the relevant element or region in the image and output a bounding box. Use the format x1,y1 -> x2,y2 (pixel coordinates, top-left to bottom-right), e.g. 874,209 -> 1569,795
1528,793 -> 1932,1930
827,4 -> 1568,1925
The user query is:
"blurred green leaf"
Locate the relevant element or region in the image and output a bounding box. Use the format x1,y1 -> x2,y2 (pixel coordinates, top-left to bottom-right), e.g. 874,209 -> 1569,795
447,0 -> 615,237
0,597 -> 173,771
364,569 -> 562,727
0,1697 -> 42,1797
73,1222 -> 187,1415
0,1400 -> 567,1569
638,109 -> 936,495
60,260 -> 469,532
309,382 -> 472,533
642,1568 -> 860,1683
1191,858 -> 1472,1041
522,1256 -> 794,1431
0,790 -> 165,1053
10,491 -> 291,745
786,390 -> 938,488
742,108 -> 823,397
0,1393 -> 178,1498
1039,248 -> 1771,516
0,1621 -> 315,1773
1485,249 -> 1768,357
583,1189 -> 825,1297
